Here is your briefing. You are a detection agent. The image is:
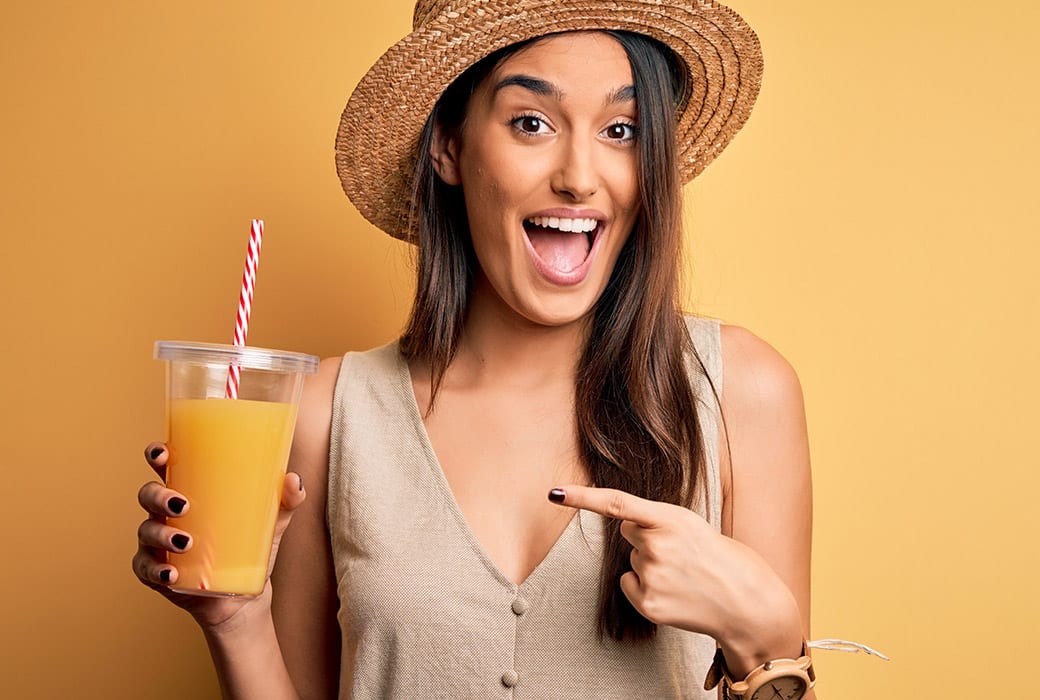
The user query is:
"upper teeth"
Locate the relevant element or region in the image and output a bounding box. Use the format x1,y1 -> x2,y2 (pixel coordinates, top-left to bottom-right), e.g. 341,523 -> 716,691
526,216 -> 598,233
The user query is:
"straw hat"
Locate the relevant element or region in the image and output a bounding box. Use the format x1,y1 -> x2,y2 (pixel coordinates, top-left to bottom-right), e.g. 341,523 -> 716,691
336,0 -> 763,242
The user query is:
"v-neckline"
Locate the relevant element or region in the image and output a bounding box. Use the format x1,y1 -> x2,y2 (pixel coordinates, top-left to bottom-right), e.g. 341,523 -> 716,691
392,344 -> 582,590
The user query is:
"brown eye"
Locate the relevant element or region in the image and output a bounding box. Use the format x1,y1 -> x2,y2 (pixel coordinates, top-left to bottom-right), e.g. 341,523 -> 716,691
516,116 -> 545,134
604,123 -> 636,141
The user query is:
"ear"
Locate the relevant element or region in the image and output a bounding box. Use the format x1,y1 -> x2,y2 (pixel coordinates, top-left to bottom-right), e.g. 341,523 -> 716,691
430,123 -> 462,186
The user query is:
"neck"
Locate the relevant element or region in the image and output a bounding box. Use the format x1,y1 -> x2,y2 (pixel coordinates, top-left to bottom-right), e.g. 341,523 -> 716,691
448,280 -> 589,391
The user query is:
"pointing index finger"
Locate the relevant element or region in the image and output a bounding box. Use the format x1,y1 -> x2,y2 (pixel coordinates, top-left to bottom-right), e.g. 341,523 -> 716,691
548,485 -> 661,527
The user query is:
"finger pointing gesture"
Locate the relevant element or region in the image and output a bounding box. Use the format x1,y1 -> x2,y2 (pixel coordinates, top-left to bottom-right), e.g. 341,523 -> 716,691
548,485 -> 667,529
546,479 -> 806,677
548,484 -> 732,634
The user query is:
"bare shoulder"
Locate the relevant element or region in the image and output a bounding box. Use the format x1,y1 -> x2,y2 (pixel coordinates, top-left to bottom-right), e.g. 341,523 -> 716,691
718,323 -> 808,484
299,357 -> 343,429
719,324 -> 804,414
717,324 -> 812,634
291,357 -> 343,488
279,352 -> 341,551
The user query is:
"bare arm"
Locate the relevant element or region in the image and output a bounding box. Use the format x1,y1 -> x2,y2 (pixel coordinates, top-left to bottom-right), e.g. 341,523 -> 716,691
719,324 -> 815,694
546,323 -> 814,695
201,357 -> 343,699
271,357 -> 343,699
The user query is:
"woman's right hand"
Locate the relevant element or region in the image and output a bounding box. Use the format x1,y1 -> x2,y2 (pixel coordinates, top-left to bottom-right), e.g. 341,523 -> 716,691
132,441 -> 307,631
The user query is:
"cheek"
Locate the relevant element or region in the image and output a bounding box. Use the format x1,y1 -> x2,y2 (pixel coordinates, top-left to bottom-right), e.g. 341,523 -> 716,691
607,171 -> 641,238
460,158 -> 507,219
460,133 -> 542,205
612,157 -> 640,211
458,160 -> 514,273
458,146 -> 537,242
462,176 -> 507,240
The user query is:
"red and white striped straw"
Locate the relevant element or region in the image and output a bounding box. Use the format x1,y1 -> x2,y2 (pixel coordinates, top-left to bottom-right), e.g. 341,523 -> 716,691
225,219 -> 264,399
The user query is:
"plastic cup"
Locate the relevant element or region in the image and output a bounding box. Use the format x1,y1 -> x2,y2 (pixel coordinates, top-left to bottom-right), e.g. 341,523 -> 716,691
154,341 -> 319,597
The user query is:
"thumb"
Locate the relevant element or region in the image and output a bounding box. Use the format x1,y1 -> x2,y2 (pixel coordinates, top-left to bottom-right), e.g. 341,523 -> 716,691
275,471 -> 307,532
267,472 -> 306,574
274,473 -> 306,537
280,471 -> 306,511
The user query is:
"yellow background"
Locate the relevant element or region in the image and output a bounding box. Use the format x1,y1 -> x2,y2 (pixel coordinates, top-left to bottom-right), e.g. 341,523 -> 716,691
1,1 -> 1036,697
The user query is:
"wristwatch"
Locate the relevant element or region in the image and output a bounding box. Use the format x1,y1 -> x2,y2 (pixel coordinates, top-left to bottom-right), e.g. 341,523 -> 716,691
704,643 -> 816,700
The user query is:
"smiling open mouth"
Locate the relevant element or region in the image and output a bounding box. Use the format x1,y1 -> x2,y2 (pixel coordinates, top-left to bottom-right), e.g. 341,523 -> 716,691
522,216 -> 599,273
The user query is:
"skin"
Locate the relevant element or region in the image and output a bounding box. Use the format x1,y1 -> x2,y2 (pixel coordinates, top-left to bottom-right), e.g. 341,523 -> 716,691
418,32 -> 641,587
431,32 -> 641,329
133,32 -> 815,699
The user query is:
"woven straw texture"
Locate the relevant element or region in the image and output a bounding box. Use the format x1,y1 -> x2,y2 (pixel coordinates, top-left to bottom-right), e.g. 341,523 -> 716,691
336,0 -> 762,242
327,316 -> 724,698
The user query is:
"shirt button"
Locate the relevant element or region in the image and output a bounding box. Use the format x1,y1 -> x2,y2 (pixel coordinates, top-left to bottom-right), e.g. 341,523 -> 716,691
501,670 -> 519,688
511,597 -> 529,615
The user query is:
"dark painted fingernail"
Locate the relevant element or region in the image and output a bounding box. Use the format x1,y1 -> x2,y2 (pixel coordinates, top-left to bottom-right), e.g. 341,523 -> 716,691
548,488 -> 566,503
171,534 -> 190,551
167,497 -> 186,515
150,447 -> 164,460
159,569 -> 171,583
298,474 -> 304,492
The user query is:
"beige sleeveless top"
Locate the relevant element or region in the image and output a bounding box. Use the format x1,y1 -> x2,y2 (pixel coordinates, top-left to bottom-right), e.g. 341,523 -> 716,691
328,316 -> 723,699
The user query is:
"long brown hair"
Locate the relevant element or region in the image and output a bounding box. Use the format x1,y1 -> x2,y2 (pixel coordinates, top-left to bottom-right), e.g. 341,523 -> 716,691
401,31 -> 703,643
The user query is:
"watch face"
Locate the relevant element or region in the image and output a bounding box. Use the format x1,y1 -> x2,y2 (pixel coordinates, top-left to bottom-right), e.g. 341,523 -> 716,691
749,676 -> 807,700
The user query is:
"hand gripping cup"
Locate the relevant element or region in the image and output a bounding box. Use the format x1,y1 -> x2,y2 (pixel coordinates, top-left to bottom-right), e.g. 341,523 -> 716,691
155,341 -> 318,597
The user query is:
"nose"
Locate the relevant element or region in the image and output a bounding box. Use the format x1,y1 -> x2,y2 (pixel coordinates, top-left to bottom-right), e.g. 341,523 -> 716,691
551,135 -> 599,201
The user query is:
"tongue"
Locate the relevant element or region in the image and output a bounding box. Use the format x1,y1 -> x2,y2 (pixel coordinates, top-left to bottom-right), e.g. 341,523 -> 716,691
527,228 -> 590,273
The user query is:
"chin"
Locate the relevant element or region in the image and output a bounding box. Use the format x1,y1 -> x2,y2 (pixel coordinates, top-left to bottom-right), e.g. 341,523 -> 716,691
514,287 -> 602,329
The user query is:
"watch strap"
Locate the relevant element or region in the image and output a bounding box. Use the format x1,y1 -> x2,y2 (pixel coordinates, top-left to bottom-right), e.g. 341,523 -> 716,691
703,641 -> 815,698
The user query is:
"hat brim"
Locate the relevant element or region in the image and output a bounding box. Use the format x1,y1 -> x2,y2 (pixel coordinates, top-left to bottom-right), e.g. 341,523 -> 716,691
336,0 -> 763,242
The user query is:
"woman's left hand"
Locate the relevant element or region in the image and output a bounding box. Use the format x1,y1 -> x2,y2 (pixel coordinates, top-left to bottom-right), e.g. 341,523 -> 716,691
550,484 -> 802,665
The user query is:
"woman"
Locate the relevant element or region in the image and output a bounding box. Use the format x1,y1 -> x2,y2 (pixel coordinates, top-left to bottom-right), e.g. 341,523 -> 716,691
135,1 -> 815,698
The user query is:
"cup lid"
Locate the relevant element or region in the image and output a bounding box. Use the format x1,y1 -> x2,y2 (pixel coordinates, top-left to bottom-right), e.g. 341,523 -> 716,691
154,341 -> 319,374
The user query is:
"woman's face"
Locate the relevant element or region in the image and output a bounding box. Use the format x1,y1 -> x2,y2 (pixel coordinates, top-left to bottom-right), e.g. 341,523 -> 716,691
433,32 -> 641,328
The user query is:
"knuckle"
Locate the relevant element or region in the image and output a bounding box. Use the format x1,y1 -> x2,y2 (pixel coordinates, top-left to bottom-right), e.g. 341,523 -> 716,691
638,563 -> 656,588
640,588 -> 657,610
137,481 -> 162,507
638,591 -> 660,620
639,534 -> 661,555
131,553 -> 149,581
605,492 -> 626,519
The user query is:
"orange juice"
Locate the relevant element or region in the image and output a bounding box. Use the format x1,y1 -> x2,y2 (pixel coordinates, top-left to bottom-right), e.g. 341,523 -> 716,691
166,397 -> 298,596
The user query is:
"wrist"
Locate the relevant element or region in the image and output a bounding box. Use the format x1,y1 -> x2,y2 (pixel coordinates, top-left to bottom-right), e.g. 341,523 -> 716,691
200,604 -> 274,645
201,605 -> 300,700
705,640 -> 815,700
197,588 -> 275,643
716,585 -> 803,677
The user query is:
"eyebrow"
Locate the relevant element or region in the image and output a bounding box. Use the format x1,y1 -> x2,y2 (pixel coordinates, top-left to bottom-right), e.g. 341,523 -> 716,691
494,74 -> 564,101
606,84 -> 636,105
493,74 -> 636,106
